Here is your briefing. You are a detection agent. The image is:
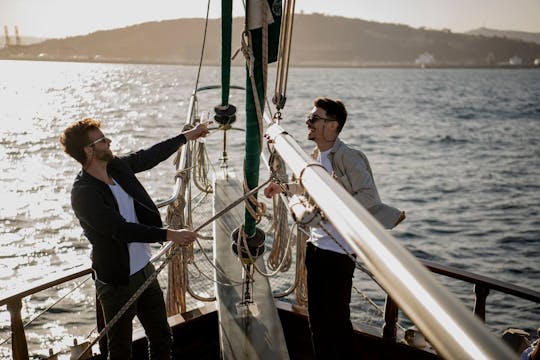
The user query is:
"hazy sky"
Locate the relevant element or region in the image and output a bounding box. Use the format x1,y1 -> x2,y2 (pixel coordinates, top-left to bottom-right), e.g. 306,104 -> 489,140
1,0 -> 539,38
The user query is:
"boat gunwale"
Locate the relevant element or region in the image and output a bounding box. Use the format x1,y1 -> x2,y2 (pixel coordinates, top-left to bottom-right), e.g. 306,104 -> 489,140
0,266 -> 93,307
2,250 -> 538,359
423,259 -> 540,303
2,258 -> 538,317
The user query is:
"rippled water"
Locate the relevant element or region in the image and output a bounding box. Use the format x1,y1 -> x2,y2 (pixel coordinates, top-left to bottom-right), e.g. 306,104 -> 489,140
1,61 -> 539,357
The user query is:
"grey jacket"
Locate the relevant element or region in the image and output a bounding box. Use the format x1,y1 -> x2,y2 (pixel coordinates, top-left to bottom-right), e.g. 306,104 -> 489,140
291,138 -> 403,229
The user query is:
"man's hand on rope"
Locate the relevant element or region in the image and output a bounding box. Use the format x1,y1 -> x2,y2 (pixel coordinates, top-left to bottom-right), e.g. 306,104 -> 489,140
183,121 -> 212,141
167,229 -> 199,246
264,182 -> 287,198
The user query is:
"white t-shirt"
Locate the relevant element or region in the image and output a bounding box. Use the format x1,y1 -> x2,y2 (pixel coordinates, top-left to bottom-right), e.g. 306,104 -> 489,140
309,149 -> 353,254
108,179 -> 152,275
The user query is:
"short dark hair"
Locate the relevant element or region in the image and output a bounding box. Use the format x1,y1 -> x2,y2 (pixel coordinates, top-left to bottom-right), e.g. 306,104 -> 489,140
313,97 -> 347,133
60,118 -> 101,165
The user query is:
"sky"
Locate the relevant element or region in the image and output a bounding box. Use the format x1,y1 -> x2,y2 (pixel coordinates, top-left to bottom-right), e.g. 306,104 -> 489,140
0,0 -> 539,39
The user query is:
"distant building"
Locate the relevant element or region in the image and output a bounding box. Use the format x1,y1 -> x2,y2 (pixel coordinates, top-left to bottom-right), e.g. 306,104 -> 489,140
486,52 -> 496,65
3,26 -> 10,48
508,56 -> 522,65
415,52 -> 435,67
14,26 -> 21,46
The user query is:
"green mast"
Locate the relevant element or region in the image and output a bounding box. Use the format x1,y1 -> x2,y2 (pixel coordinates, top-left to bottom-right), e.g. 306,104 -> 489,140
244,0 -> 282,237
243,51 -> 264,237
221,0 -> 232,105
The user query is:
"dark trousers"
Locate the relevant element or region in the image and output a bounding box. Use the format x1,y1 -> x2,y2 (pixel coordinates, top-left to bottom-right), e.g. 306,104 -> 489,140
305,243 -> 356,360
95,263 -> 172,360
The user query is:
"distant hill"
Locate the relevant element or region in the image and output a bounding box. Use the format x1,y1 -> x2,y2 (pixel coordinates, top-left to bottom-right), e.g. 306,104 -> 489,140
290,15 -> 540,66
466,27 -> 540,45
1,14 -> 539,66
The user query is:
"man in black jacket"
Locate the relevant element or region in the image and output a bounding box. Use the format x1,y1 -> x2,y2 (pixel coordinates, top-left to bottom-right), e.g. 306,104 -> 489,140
60,118 -> 209,359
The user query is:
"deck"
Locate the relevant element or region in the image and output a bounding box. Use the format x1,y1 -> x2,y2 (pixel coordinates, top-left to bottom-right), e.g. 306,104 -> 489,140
212,173 -> 290,359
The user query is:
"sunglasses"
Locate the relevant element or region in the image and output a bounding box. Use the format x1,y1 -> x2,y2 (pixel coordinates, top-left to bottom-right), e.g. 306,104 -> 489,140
306,113 -> 334,124
87,136 -> 110,147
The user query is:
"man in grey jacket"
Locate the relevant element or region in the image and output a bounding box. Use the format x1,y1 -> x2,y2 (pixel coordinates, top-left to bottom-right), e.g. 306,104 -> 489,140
264,97 -> 404,359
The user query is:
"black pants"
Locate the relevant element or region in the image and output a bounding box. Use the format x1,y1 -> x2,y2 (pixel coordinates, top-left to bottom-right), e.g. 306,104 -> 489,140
95,263 -> 172,360
305,243 -> 356,360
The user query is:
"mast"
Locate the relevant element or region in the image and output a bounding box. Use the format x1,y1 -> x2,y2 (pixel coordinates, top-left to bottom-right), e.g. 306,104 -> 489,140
215,0 -> 236,175
244,0 -> 281,236
221,0 -> 232,106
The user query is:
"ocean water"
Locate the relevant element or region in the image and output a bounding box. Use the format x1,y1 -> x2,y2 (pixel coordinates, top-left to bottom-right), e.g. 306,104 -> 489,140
1,60 -> 539,357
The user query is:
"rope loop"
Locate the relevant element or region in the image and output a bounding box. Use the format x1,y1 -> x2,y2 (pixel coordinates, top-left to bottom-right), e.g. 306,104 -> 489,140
298,162 -> 327,188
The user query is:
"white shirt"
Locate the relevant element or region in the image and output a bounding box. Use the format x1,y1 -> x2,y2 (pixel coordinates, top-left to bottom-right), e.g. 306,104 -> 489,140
108,179 -> 152,275
309,149 -> 353,254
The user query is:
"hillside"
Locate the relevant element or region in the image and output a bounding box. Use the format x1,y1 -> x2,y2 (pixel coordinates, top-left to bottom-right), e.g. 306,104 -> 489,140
1,14 -> 539,66
466,27 -> 540,45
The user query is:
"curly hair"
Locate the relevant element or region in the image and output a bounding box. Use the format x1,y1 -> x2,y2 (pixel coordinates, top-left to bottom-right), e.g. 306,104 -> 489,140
60,118 -> 101,165
314,97 -> 347,133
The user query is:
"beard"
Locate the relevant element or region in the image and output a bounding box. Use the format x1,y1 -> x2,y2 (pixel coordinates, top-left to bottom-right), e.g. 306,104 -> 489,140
96,149 -> 114,162
307,127 -> 315,141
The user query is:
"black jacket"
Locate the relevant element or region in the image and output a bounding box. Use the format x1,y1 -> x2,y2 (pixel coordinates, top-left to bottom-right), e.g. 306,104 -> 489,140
71,134 -> 187,285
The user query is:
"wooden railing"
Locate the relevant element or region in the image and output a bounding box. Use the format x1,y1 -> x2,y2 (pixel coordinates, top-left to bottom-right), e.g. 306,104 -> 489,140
382,259 -> 540,341
0,266 -> 99,360
2,260 -> 539,359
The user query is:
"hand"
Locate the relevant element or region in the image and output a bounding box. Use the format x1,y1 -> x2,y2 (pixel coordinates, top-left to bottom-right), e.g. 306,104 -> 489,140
166,229 -> 198,246
184,121 -> 212,141
264,182 -> 284,198
530,328 -> 540,360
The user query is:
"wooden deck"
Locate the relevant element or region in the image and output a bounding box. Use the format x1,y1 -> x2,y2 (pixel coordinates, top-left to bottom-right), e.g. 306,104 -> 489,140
212,173 -> 290,359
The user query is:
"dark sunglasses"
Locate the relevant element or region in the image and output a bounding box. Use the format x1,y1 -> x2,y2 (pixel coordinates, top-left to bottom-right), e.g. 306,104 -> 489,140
87,136 -> 110,147
306,113 -> 334,123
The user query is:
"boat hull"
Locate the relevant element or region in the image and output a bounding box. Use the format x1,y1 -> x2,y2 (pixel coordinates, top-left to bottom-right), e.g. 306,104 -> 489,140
118,301 -> 438,359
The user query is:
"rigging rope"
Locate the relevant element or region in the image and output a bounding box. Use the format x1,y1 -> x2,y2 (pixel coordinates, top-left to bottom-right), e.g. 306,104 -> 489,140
266,150 -> 292,272
165,137 -> 192,315
352,284 -> 407,333
193,0 -> 212,95
262,1 -> 269,102
242,161 -> 267,223
165,0 -> 214,308
240,31 -> 265,155
294,224 -> 309,306
192,140 -> 214,193
273,0 -> 295,111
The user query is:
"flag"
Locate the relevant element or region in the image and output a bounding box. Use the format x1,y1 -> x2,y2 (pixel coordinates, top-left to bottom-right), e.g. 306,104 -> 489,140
247,0 -> 282,64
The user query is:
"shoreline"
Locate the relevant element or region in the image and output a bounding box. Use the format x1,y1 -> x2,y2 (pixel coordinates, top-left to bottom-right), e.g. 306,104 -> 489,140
1,56 -> 539,69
